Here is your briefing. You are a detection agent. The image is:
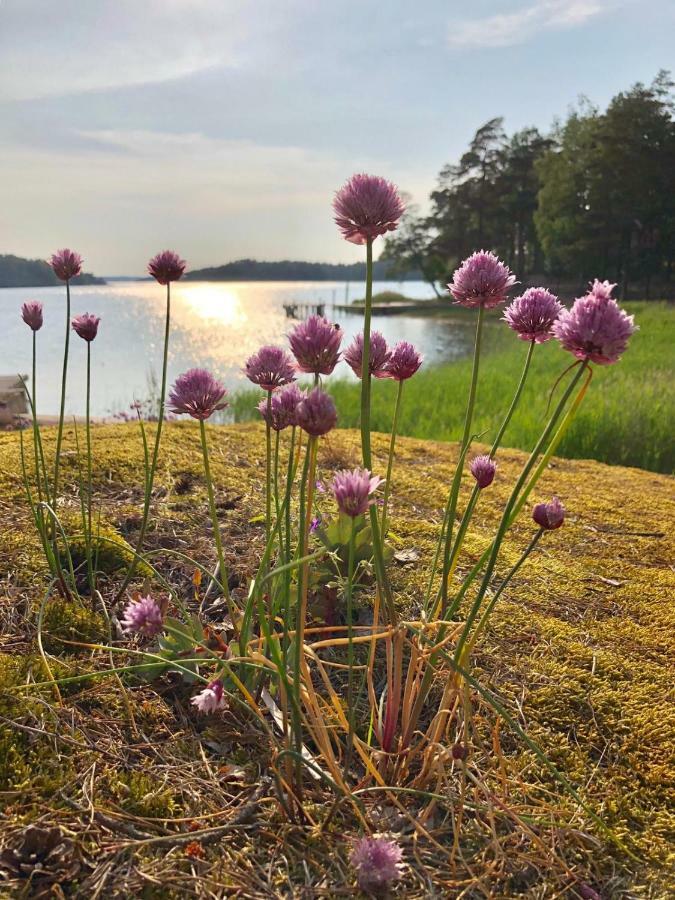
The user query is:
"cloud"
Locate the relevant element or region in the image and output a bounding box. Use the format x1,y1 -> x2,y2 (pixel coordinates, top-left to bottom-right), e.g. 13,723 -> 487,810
447,0 -> 609,48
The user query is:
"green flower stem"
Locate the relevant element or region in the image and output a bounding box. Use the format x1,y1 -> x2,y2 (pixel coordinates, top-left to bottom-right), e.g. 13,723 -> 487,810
452,362 -> 588,667
31,332 -> 44,505
118,281 -> 172,599
380,378 -> 403,536
344,517 -> 357,770
199,419 -> 234,619
437,304 -> 485,611
360,237 -> 396,624
53,279 -> 71,500
434,339 -> 536,616
84,341 -> 94,592
465,529 -> 543,653
265,391 -> 273,545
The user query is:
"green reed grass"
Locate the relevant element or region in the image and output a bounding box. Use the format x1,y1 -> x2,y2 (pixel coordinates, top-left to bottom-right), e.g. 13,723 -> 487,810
230,302 -> 673,474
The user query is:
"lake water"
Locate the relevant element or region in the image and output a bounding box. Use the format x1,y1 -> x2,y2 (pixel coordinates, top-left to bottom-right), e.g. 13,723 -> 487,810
0,280 -> 473,417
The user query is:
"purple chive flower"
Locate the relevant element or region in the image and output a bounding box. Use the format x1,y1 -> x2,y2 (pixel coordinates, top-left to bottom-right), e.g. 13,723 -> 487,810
532,497 -> 565,530
385,341 -> 423,381
310,514 -> 322,533
503,287 -> 563,343
332,468 -> 383,518
21,300 -> 43,332
295,387 -> 337,436
169,368 -> 228,420
257,382 -> 305,431
121,595 -> 163,637
589,279 -> 617,301
333,173 -> 405,245
244,345 -> 296,392
350,835 -> 403,892
343,331 -> 391,379
148,250 -> 186,285
552,284 -> 637,365
49,249 -> 83,282
191,679 -> 226,714
470,455 -> 496,489
71,313 -> 100,342
448,250 -> 516,309
288,315 -> 342,375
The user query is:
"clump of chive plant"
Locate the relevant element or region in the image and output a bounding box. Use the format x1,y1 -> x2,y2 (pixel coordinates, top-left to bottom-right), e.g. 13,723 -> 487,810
19,173 -> 639,841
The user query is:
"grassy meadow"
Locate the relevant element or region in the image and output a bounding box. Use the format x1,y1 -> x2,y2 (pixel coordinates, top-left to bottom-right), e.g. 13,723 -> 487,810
232,301 -> 674,473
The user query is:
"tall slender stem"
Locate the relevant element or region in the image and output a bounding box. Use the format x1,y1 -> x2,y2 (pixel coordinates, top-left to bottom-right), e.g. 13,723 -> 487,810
344,517 -> 357,770
380,379 -> 403,536
85,342 -> 94,592
31,332 -> 44,504
118,281 -> 171,598
460,303 -> 485,453
360,238 -> 374,468
265,391 -> 273,545
199,420 -> 232,607
53,279 -> 71,500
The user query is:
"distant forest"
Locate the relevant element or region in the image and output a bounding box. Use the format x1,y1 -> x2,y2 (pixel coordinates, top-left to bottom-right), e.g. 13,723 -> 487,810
0,254 -> 105,288
185,259 -> 412,282
383,71 -> 675,299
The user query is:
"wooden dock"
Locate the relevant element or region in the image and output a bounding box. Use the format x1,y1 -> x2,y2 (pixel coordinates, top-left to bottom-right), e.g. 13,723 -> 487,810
283,301 -> 446,320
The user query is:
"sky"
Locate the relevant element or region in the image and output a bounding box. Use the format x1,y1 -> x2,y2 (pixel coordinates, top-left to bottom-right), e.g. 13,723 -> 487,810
0,0 -> 673,275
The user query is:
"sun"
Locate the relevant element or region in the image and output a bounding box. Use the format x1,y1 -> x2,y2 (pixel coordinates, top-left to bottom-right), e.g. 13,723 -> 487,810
175,283 -> 246,327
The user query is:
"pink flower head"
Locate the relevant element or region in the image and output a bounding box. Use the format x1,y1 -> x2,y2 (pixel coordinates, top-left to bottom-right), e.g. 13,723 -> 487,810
333,173 -> 405,245
470,455 -> 496,489
49,249 -> 83,282
244,345 -> 296,392
169,368 -> 228,420
552,285 -> 636,365
295,387 -> 337,436
503,287 -> 563,343
71,313 -> 100,342
343,331 -> 390,379
589,279 -> 617,301
288,315 -> 342,375
332,468 -> 382,518
448,250 -> 516,309
148,250 -> 186,285
191,679 -> 226,714
21,300 -> 43,331
350,835 -> 403,892
257,382 -> 305,432
385,341 -> 423,381
121,595 -> 163,637
532,496 -> 565,530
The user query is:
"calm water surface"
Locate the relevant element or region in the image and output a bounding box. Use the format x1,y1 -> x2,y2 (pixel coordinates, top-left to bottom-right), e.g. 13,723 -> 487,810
0,280 -> 474,417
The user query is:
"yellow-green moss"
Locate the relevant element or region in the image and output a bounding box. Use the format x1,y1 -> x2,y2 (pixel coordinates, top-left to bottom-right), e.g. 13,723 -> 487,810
40,598 -> 108,654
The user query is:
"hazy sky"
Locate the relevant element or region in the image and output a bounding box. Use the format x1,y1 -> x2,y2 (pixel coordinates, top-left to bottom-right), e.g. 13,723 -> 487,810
1,0 -> 672,275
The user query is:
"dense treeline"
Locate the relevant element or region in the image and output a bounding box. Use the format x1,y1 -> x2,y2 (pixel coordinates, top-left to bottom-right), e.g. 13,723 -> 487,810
0,254 -> 104,288
185,258 -> 409,282
383,72 -> 675,298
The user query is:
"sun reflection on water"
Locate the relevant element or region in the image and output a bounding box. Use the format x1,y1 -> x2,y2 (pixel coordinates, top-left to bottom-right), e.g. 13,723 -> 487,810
175,283 -> 246,326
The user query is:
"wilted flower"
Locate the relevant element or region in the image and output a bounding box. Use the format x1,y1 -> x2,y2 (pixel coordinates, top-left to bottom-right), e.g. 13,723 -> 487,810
532,496 -> 565,530
552,285 -> 636,365
333,173 -> 405,244
191,679 -> 226,714
121,595 -> 163,636
343,331 -> 390,379
470,455 -> 496,489
71,313 -> 100,342
169,368 -> 228,420
503,287 -> 562,342
49,249 -> 83,282
21,300 -> 43,331
148,250 -> 186,285
384,340 -> 423,381
257,382 -> 305,431
288,315 -> 342,375
448,250 -> 516,309
350,834 -> 403,892
332,468 -> 382,518
244,345 -> 296,392
296,387 -> 337,436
